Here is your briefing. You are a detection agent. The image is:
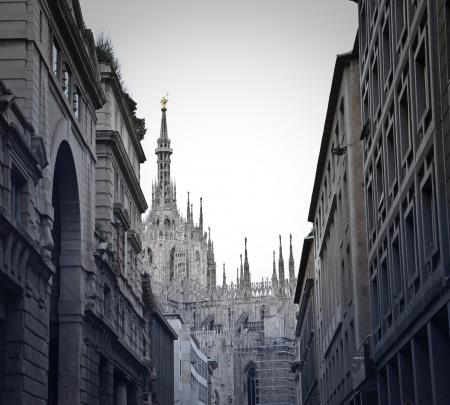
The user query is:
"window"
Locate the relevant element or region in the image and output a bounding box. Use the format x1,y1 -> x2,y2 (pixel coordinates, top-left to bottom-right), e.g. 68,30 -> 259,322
360,2 -> 368,53
414,32 -> 430,128
403,190 -> 418,294
62,64 -> 71,98
419,151 -> 439,275
52,39 -> 60,76
391,220 -> 404,314
382,12 -> 392,88
385,113 -> 397,200
398,77 -> 411,167
73,85 -> 80,118
11,169 -> 25,225
380,252 -> 391,324
371,50 -> 381,119
247,366 -> 256,405
375,144 -> 385,216
104,284 -> 112,320
394,0 -> 406,46
371,262 -> 380,335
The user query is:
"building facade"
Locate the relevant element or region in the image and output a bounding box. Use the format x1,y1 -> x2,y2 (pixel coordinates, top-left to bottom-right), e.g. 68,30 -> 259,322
356,0 -> 450,404
92,58 -> 151,404
150,308 -> 177,405
307,48 -> 377,405
293,232 -> 319,405
0,1 -> 154,404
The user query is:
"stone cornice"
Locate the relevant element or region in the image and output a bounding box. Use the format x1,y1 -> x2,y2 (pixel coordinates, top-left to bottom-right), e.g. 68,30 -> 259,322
113,203 -> 131,231
99,64 -> 146,163
97,130 -> 148,213
127,230 -> 142,253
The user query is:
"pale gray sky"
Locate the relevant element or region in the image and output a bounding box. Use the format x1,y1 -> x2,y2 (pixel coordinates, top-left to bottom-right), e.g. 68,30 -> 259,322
80,0 -> 358,284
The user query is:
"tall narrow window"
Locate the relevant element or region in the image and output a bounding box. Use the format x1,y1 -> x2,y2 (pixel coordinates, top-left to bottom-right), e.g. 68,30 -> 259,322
11,169 -> 25,225
360,2 -> 368,52
52,39 -> 60,77
62,64 -> 71,98
391,228 -> 404,309
367,176 -> 375,236
385,118 -> 397,197
73,85 -> 80,118
371,53 -> 380,117
247,366 -> 256,405
398,83 -> 411,164
414,39 -> 429,125
382,16 -> 392,87
371,270 -> 380,334
375,149 -> 384,212
103,285 -> 111,320
404,201 -> 418,292
380,254 -> 391,323
394,0 -> 406,45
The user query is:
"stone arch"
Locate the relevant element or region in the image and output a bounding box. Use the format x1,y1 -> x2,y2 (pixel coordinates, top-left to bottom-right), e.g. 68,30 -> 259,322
48,141 -> 82,405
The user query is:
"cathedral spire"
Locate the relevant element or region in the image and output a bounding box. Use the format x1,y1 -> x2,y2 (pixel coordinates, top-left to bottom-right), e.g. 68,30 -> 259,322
187,191 -> 190,221
155,96 -> 173,205
244,237 -> 250,287
272,250 -> 278,295
278,235 -> 285,295
240,254 -> 243,286
272,250 -> 277,280
236,267 -> 239,287
199,197 -> 203,231
289,233 -> 295,280
222,263 -> 227,288
190,204 -> 194,224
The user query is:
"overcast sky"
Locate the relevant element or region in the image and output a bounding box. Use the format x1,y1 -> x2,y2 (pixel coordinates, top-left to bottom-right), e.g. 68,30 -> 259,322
79,0 -> 358,285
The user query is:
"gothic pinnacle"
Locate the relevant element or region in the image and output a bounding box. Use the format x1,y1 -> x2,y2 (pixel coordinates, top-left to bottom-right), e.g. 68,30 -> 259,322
289,233 -> 295,280
278,235 -> 285,294
187,191 -> 190,221
199,197 -> 203,230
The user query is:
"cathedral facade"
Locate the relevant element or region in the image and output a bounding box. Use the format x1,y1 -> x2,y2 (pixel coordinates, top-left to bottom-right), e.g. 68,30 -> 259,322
142,105 -> 299,405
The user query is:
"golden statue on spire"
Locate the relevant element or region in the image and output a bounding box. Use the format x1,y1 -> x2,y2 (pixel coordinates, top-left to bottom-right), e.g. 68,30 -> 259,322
161,94 -> 169,110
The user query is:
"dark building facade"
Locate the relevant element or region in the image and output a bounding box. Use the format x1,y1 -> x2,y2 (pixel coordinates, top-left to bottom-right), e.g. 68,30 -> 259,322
0,1 -> 156,405
150,308 -> 177,405
293,232 -> 319,405
306,47 -> 377,405
357,0 -> 450,404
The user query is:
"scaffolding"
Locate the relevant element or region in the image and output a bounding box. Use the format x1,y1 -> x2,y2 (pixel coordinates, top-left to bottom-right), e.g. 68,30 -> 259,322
238,337 -> 296,405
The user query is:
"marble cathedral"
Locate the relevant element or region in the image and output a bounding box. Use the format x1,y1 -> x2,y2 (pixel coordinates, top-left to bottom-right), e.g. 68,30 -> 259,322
142,101 -> 298,405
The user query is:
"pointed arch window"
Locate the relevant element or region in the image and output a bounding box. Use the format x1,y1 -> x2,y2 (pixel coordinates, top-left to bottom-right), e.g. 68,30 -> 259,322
247,366 -> 256,405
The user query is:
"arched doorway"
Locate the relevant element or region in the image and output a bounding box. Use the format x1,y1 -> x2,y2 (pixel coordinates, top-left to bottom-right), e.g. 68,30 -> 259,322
48,141 -> 81,405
